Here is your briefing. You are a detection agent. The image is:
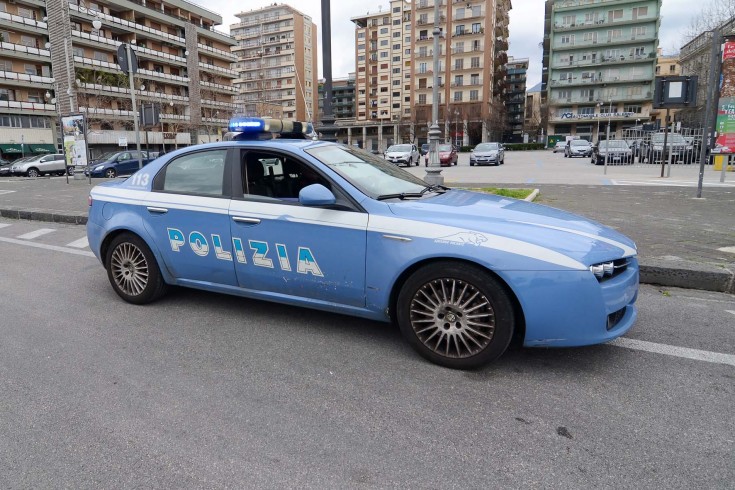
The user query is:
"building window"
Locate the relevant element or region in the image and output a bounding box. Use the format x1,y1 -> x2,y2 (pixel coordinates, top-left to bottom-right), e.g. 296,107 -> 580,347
632,26 -> 646,39
470,74 -> 479,85
418,94 -> 426,104
454,91 -> 463,102
632,6 -> 648,18
607,29 -> 622,41
20,35 -> 36,47
469,90 -> 478,101
393,32 -> 400,38
0,88 -> 15,101
380,39 -> 388,46
608,9 -> 623,21
471,57 -> 480,68
562,15 -> 575,26
392,56 -> 400,62
560,34 -> 573,45
456,8 -> 465,19
472,23 -> 481,33
27,89 -> 43,103
455,25 -> 465,36
18,7 -> 33,18
624,104 -> 642,113
669,64 -> 677,74
93,51 -> 107,62
578,107 -> 594,115
455,58 -> 463,70
381,52 -> 388,58
380,28 -> 388,34
454,75 -> 463,86
24,63 -> 37,75
393,43 -> 400,50
0,59 -> 11,71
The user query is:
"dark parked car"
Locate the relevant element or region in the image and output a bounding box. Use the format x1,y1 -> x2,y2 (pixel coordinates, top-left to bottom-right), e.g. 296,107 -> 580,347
565,139 -> 593,158
640,133 -> 692,164
436,144 -> 458,166
592,140 -> 633,165
0,157 -> 14,176
84,150 -> 153,178
420,143 -> 430,156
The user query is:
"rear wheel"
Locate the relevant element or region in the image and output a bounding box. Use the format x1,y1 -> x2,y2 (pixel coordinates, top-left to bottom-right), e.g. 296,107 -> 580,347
105,233 -> 168,304
396,262 -> 515,369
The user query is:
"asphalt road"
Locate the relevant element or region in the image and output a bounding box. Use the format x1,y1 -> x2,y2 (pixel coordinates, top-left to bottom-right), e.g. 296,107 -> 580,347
0,218 -> 733,488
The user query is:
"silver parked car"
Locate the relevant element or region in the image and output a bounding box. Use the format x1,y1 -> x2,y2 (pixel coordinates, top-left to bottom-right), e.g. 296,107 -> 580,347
10,153 -> 66,177
384,144 -> 420,166
469,142 -> 505,166
565,139 -> 593,158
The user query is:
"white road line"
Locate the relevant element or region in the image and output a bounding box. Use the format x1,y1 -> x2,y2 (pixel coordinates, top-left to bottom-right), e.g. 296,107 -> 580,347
726,310 -> 735,316
65,236 -> 89,249
718,246 -> 735,254
609,337 -> 735,367
0,190 -> 16,195
16,228 -> 56,240
0,223 -> 11,229
0,236 -> 95,257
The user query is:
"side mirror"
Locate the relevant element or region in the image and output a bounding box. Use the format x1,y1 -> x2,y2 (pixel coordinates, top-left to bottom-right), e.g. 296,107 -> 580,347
299,184 -> 336,206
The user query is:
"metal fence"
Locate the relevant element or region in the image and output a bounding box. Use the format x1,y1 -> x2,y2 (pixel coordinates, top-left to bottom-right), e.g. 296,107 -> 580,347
619,125 -> 707,167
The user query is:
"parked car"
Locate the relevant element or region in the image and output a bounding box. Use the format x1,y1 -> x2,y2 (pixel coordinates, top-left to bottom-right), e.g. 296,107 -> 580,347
565,139 -> 593,158
436,143 -> 458,166
0,157 -> 16,177
552,142 -> 566,153
640,133 -> 692,164
384,144 -> 420,167
84,151 -> 153,178
86,115 -> 639,369
420,143 -> 430,156
469,142 -> 505,166
592,140 -> 633,165
10,153 -> 67,177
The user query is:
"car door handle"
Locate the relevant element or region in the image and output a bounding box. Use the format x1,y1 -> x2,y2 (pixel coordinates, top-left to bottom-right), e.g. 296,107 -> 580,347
232,216 -> 261,225
147,207 -> 168,214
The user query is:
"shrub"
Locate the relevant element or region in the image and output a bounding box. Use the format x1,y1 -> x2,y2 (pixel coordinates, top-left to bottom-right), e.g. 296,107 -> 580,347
503,143 -> 546,151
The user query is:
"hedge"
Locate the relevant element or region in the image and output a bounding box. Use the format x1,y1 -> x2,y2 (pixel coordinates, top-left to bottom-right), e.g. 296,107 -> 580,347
502,143 -> 546,151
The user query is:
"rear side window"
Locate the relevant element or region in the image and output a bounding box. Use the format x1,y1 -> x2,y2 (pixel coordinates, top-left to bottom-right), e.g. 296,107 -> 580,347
159,149 -> 227,197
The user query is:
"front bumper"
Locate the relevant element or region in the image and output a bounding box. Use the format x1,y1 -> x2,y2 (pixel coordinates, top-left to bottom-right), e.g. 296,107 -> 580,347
471,156 -> 499,165
386,157 -> 412,165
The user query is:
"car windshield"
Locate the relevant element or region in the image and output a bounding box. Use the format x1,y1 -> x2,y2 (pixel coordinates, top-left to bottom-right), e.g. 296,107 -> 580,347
651,133 -> 687,144
571,140 -> 589,146
387,145 -> 412,153
96,151 -> 121,161
475,143 -> 499,151
600,140 -> 629,149
438,144 -> 452,151
12,156 -> 36,164
306,145 -> 432,199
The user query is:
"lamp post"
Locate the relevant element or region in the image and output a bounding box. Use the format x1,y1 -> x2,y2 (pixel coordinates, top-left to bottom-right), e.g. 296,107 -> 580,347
454,109 -> 460,147
595,101 -> 602,144
604,98 -> 612,175
424,0 -> 444,186
319,0 -> 338,142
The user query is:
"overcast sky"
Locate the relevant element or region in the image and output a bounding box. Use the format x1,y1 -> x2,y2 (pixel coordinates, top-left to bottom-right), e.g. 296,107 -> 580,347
198,0 -> 694,87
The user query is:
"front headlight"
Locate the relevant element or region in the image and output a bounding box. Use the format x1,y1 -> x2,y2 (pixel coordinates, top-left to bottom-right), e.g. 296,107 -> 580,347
590,261 -> 615,279
94,165 -> 105,171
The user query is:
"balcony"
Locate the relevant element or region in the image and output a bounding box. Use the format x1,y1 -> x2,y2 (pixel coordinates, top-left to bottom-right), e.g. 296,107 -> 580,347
452,28 -> 484,38
554,0 -> 650,11
77,82 -> 189,104
69,4 -> 185,45
201,80 -> 238,94
71,31 -> 188,66
0,12 -> 48,35
197,43 -> 237,62
0,70 -> 54,89
198,62 -> 238,78
553,34 -> 656,51
551,52 -> 655,69
550,75 -> 652,88
548,91 -> 652,106
0,42 -> 50,62
0,100 -> 56,115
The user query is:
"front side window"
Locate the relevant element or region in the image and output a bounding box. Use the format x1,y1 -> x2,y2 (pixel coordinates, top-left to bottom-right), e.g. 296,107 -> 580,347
160,149 -> 227,196
241,150 -> 329,201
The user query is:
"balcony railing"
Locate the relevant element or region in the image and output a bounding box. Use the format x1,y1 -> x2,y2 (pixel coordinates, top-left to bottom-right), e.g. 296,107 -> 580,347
0,12 -> 47,31
0,42 -> 50,58
201,80 -> 238,93
0,70 -> 54,86
72,31 -> 187,65
198,62 -> 238,77
70,4 -> 185,44
554,34 -> 656,49
550,75 -> 652,86
0,100 -> 56,112
77,82 -> 189,103
551,52 -> 655,68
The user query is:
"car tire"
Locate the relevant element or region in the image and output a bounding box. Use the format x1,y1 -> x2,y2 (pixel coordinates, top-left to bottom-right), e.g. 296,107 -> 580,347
105,168 -> 117,178
396,261 -> 515,369
470,161 -> 475,166
56,170 -> 66,176
67,166 -> 74,176
27,168 -> 40,178
106,233 -> 168,305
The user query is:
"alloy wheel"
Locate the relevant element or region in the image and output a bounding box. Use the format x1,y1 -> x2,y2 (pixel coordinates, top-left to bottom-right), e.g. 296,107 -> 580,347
110,242 -> 149,297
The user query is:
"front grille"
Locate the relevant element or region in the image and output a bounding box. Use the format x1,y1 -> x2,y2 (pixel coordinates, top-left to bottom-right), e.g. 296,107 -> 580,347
590,257 -> 630,282
607,307 -> 627,330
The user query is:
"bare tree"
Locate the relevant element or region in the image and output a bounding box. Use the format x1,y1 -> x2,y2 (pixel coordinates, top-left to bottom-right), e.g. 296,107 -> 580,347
684,0 -> 735,43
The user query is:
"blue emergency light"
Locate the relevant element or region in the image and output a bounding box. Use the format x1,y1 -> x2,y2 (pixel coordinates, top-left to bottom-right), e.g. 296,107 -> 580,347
227,116 -> 315,140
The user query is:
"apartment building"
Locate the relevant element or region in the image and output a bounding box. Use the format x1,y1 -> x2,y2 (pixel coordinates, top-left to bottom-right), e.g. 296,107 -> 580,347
504,56 -> 528,142
541,0 -> 661,141
525,81 -> 543,142
650,47 -> 680,126
231,4 -> 318,122
349,0 -> 511,147
0,0 -> 238,159
318,73 -> 356,122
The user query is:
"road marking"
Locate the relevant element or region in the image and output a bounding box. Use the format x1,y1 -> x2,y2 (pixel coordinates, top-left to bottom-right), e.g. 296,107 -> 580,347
0,190 -> 16,195
609,337 -> 735,367
526,178 -> 535,184
727,310 -> 735,316
613,180 -> 735,188
66,236 -> 89,248
0,223 -> 11,229
16,228 -> 55,240
718,246 -> 735,254
0,236 -> 95,257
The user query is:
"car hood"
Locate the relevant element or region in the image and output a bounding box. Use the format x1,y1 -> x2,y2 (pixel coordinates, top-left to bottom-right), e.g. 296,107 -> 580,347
570,145 -> 591,150
385,190 -> 636,267
385,151 -> 410,157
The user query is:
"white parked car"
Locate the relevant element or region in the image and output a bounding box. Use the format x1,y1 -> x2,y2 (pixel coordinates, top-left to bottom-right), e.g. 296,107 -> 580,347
10,153 -> 66,177
384,144 -> 420,166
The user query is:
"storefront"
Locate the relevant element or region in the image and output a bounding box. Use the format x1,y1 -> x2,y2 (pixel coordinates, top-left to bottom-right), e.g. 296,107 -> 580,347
0,143 -> 57,160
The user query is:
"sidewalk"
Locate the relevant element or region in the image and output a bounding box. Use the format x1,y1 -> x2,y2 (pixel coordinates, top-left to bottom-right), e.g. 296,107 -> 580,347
0,176 -> 733,293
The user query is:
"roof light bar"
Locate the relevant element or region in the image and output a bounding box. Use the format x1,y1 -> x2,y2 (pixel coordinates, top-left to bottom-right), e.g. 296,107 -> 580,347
227,117 -> 314,139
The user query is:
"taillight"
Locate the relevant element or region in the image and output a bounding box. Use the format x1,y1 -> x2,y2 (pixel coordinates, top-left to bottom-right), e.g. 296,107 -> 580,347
88,195 -> 93,207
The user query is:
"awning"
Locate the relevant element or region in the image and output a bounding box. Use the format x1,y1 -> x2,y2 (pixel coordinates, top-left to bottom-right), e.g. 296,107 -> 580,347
0,144 -> 23,154
30,144 -> 56,154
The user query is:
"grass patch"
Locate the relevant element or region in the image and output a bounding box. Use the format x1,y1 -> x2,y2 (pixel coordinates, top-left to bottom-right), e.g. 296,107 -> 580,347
477,187 -> 535,200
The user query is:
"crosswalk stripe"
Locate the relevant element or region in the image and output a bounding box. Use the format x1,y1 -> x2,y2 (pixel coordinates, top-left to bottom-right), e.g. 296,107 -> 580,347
0,223 -> 11,229
66,237 -> 89,249
16,228 -> 56,240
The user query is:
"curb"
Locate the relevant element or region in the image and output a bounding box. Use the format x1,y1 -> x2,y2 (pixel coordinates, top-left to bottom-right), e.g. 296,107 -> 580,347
1,203 -> 733,295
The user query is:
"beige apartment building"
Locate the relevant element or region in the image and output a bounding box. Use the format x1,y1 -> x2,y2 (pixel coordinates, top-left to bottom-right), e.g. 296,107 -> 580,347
0,0 -> 238,159
231,4 -> 318,122
350,0 -> 511,149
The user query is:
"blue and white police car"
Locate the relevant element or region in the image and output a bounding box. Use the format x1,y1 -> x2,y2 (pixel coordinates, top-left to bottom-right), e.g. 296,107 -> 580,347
86,117 -> 639,369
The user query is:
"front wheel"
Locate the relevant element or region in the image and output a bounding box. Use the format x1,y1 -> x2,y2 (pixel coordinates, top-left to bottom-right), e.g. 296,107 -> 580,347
27,168 -> 40,178
396,262 -> 515,369
106,233 -> 168,304
105,168 -> 117,178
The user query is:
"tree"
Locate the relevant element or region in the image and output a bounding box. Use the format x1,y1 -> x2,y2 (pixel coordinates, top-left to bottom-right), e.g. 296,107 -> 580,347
684,0 -> 735,43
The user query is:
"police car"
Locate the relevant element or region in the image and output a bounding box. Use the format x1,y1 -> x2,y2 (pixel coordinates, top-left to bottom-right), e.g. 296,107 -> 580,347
86,117 -> 639,369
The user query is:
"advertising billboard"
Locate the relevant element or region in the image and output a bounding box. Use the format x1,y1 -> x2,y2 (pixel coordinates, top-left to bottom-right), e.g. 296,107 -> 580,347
61,114 -> 89,169
715,41 -> 735,153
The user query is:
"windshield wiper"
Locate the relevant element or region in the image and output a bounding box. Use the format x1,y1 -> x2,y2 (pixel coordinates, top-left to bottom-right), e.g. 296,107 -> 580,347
376,192 -> 424,201
420,184 -> 449,195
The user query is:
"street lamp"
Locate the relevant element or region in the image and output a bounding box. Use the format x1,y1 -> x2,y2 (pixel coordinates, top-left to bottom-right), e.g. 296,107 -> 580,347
604,98 -> 612,175
595,101 -> 602,144
454,109 -> 460,147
